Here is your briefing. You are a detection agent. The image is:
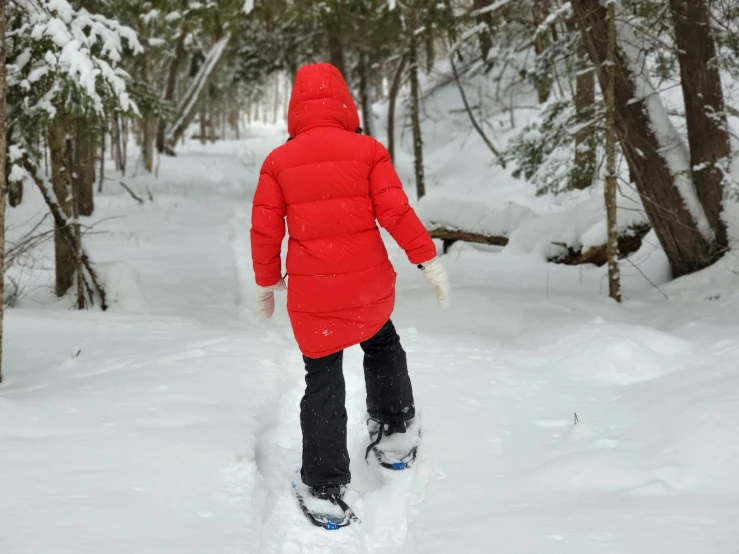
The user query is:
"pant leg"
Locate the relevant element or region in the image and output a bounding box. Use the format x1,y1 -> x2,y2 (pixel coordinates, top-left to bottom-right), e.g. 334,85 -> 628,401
300,351 -> 351,487
360,320 -> 415,425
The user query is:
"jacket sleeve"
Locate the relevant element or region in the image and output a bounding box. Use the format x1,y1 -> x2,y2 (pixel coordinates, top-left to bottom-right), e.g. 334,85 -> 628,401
250,155 -> 286,287
368,140 -> 437,264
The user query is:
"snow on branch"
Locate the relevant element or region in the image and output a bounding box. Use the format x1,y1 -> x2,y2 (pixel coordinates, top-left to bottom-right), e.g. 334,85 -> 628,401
9,0 -> 142,116
471,0 -> 513,17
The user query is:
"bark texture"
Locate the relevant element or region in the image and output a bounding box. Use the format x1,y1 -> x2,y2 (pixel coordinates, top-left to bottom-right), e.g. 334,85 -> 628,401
573,35 -> 596,190
408,17 -> 426,199
49,117 -> 76,297
669,0 -> 729,250
74,116 -> 95,216
605,1 -> 621,302
65,135 -> 86,309
0,0 -> 7,382
139,22 -> 154,172
532,0 -> 552,103
571,0 -> 719,277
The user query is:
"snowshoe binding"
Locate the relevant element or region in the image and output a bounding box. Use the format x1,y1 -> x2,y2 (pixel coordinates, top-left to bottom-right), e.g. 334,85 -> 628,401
291,477 -> 359,530
365,415 -> 421,471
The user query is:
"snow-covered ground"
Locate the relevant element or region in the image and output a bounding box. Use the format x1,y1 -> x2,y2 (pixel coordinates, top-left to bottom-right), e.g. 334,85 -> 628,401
2,124 -> 739,553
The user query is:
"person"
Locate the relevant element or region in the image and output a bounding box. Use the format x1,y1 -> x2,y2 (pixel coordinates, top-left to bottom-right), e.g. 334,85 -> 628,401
250,63 -> 450,505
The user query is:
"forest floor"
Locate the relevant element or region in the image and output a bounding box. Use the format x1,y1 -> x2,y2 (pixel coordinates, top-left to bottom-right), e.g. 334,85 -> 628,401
2,125 -> 739,553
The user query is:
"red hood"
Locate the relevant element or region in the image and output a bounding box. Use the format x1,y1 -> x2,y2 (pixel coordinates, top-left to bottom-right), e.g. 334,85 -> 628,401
288,63 -> 360,138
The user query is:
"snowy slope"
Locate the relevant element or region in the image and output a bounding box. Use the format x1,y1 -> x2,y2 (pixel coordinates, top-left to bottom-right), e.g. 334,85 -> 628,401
2,125 -> 739,553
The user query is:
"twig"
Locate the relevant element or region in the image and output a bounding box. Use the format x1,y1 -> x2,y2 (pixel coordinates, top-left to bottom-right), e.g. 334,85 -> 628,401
449,52 -> 506,167
119,181 -> 144,204
624,257 -> 669,299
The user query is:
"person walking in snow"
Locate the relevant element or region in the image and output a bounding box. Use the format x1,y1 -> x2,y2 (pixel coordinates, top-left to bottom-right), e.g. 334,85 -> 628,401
250,63 -> 450,511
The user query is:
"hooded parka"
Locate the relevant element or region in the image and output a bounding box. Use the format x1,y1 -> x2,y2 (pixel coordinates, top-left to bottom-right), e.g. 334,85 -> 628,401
250,63 -> 436,358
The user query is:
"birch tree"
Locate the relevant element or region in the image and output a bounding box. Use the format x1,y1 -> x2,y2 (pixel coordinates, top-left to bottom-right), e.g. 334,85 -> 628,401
604,0 -> 620,301
0,0 -> 7,382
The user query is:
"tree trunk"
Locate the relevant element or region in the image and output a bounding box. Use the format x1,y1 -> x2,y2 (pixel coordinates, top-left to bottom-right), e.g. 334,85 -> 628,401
121,118 -> 128,175
111,113 -> 123,173
8,179 -> 22,206
669,0 -> 729,250
208,102 -> 217,143
425,17 -> 435,73
532,0 -> 552,103
65,135 -> 86,310
358,52 -> 373,136
326,14 -> 346,77
75,116 -> 95,216
156,30 -> 187,153
272,75 -> 280,125
409,22 -> 426,199
573,39 -> 596,190
604,1 -> 620,301
387,54 -> 408,164
572,0 -> 718,277
0,0 -> 7,382
199,97 -> 207,144
473,0 -> 494,61
139,22 -> 154,172
98,123 -> 106,193
49,117 -> 76,297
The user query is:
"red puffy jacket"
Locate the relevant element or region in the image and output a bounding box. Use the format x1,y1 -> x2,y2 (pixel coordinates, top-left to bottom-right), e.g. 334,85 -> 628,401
250,63 -> 436,358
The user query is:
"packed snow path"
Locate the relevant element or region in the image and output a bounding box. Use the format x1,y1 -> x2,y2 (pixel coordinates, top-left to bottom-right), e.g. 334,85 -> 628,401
2,127 -> 739,553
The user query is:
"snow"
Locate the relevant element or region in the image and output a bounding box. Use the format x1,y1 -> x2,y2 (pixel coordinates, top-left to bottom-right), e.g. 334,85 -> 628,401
3,119 -> 739,554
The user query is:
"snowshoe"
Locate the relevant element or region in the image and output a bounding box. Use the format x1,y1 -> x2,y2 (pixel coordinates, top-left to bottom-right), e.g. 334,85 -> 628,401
364,415 -> 421,471
291,476 -> 359,530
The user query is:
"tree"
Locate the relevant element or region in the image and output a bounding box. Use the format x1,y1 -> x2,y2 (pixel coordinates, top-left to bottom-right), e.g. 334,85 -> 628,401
49,115 -> 77,297
407,5 -> 425,199
6,0 -> 140,304
604,0 -> 620,301
532,0 -> 553,103
572,20 -> 596,191
0,0 -> 6,383
571,0 -> 726,277
669,0 -> 730,250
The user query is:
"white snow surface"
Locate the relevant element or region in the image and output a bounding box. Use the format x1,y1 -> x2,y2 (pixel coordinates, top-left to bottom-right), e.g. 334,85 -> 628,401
2,125 -> 739,553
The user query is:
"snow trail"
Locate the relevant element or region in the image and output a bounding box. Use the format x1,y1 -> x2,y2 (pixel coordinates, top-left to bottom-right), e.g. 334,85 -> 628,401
3,127 -> 739,553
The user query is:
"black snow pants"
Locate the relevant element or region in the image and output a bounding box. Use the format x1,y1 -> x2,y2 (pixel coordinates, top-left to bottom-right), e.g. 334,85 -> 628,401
300,319 -> 415,488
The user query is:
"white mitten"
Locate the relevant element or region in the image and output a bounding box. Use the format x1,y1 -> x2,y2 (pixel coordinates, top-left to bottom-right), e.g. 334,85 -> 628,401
256,279 -> 286,319
419,258 -> 450,309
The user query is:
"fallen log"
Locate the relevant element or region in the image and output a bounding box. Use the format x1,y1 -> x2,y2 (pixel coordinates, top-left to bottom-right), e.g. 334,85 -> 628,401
552,224 -> 651,266
428,224 -> 651,266
429,228 -> 509,254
